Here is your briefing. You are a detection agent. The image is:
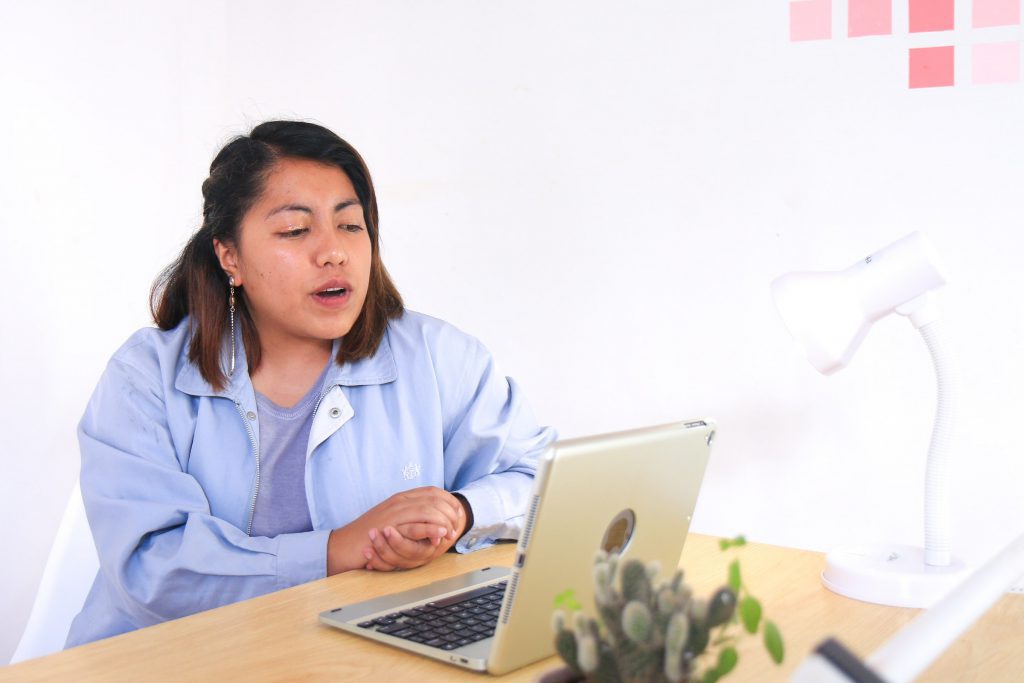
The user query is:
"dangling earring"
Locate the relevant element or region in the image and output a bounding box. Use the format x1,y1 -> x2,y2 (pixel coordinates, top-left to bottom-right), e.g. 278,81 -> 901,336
228,276 -> 237,375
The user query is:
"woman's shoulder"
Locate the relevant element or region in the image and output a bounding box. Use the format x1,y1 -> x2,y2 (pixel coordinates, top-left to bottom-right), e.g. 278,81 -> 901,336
387,310 -> 486,358
107,319 -> 193,379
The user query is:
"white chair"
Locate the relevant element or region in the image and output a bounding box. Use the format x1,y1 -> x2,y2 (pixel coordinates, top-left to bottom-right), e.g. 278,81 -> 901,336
10,482 -> 98,664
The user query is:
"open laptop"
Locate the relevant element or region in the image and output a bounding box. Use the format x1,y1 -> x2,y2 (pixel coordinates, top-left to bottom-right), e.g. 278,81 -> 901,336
319,419 -> 715,675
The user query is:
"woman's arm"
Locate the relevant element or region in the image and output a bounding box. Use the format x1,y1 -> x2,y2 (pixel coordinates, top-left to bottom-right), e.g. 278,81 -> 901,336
439,334 -> 557,552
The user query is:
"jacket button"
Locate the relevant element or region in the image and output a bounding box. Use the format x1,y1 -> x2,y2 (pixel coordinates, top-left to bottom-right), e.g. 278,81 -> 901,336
329,407 -> 341,418
247,411 -> 256,421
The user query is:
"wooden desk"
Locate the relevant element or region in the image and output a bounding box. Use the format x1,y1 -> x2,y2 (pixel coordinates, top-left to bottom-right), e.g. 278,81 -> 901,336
4,535 -> 1021,681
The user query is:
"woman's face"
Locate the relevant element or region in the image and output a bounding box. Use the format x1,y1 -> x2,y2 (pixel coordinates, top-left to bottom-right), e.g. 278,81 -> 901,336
215,157 -> 373,352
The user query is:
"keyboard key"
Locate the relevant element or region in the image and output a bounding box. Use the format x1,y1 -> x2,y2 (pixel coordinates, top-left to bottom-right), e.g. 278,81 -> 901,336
429,584 -> 502,609
424,638 -> 445,648
441,642 -> 459,650
376,623 -> 407,635
373,617 -> 396,626
457,638 -> 474,646
357,621 -> 376,628
455,628 -> 476,638
392,628 -> 418,639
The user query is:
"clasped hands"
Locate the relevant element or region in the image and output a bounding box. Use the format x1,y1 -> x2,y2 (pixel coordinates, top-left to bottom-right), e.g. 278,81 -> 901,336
327,486 -> 470,575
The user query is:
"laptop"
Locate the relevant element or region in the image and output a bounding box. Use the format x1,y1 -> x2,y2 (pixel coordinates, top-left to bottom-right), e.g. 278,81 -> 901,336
319,419 -> 715,674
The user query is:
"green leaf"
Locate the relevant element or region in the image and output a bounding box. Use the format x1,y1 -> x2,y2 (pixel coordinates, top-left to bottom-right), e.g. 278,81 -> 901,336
718,538 -> 730,551
717,646 -> 738,675
739,596 -> 762,634
763,620 -> 785,664
732,535 -> 746,547
554,589 -> 582,611
702,669 -> 721,683
727,560 -> 741,593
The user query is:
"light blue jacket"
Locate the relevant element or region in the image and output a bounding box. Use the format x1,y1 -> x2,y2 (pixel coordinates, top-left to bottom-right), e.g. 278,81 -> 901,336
66,311 -> 555,647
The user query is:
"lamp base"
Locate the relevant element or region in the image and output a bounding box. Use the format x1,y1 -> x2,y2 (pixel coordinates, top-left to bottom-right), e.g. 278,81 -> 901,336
821,545 -> 969,608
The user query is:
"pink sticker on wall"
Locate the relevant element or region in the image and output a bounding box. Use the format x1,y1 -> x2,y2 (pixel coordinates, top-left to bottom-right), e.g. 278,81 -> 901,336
909,46 -> 955,88
849,0 -> 892,37
972,0 -> 1021,28
909,0 -> 954,32
973,42 -> 1021,84
790,0 -> 832,41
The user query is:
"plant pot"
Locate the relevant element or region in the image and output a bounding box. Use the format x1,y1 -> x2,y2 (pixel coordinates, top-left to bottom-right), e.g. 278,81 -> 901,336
535,664 -> 585,683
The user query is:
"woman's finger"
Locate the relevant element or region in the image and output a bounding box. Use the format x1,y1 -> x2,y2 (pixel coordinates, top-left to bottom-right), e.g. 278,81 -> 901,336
369,527 -> 429,567
395,522 -> 449,544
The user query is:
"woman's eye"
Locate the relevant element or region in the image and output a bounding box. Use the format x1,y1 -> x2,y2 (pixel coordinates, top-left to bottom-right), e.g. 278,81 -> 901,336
280,227 -> 309,238
341,224 -> 365,233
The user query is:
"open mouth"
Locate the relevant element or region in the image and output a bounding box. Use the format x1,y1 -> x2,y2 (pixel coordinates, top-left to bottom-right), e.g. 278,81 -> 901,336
315,287 -> 347,299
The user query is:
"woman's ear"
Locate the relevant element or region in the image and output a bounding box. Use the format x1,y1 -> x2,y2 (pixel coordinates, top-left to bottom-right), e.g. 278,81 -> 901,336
213,239 -> 242,286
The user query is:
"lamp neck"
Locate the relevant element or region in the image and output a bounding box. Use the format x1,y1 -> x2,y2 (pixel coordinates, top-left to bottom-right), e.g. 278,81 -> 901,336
895,291 -> 940,329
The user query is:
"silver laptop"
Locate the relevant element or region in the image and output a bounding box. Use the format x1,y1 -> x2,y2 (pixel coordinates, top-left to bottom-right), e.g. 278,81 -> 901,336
319,419 -> 715,674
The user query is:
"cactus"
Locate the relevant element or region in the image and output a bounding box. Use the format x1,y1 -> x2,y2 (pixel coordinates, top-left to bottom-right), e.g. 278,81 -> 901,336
552,538 -> 784,682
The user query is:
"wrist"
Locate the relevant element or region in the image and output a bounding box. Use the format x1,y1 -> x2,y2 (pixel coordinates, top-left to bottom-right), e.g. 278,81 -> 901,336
327,525 -> 368,575
452,493 -> 474,541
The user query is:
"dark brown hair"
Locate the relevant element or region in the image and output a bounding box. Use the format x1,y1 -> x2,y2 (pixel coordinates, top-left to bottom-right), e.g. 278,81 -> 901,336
151,120 -> 404,391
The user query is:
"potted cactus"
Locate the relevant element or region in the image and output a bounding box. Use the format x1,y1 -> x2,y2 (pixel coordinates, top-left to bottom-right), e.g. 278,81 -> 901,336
549,537 -> 783,683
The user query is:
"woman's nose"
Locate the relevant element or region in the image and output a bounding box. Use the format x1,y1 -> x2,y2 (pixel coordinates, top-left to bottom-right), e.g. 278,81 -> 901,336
316,228 -> 348,267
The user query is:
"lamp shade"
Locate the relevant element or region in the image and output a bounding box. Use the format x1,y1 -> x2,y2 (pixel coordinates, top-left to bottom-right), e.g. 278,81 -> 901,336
771,232 -> 947,375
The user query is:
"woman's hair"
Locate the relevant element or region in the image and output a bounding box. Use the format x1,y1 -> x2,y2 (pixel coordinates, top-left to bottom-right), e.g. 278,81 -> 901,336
151,120 -> 404,391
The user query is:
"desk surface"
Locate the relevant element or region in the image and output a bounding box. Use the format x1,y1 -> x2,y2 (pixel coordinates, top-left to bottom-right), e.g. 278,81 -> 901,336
4,534 -> 1021,682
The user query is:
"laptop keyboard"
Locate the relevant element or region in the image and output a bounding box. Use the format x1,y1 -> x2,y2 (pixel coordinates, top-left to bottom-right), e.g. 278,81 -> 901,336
356,580 -> 507,651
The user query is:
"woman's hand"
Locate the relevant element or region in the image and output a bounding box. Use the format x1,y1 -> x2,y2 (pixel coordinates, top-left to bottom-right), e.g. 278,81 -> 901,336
364,493 -> 472,571
326,487 -> 464,575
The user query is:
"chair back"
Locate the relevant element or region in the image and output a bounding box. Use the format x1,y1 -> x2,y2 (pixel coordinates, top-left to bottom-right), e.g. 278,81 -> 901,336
10,482 -> 98,664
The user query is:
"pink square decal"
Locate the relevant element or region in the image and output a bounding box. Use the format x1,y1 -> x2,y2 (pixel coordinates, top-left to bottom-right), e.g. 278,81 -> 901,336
791,0 -> 832,41
972,0 -> 1021,28
909,0 -> 954,32
973,42 -> 1020,84
849,0 -> 892,37
909,46 -> 954,88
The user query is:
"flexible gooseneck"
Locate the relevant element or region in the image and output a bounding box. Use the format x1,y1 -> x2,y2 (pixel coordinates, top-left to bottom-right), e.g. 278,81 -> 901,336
918,318 -> 954,567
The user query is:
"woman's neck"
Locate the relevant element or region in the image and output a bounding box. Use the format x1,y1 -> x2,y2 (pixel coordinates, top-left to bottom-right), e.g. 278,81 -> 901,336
250,335 -> 333,409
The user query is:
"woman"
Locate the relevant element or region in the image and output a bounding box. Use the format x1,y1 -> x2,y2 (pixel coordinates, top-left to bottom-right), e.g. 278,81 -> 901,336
66,120 -> 555,647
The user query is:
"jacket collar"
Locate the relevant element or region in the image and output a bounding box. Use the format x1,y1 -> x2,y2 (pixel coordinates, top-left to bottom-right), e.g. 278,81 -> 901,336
174,324 -> 398,399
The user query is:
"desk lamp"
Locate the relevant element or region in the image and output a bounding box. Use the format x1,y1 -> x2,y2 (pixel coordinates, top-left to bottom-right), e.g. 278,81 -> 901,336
771,232 -> 968,608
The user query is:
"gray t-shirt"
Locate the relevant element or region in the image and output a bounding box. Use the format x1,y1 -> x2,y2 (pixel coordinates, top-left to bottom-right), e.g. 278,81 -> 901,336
250,364 -> 331,538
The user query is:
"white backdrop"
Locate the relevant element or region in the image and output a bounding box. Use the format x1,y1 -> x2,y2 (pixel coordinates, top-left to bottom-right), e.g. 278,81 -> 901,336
2,0 -> 1022,664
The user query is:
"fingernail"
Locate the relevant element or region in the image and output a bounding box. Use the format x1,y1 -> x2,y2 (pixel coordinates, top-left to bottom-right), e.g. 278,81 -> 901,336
384,527 -> 392,539
369,528 -> 377,541
363,548 -> 372,560
439,526 -> 448,537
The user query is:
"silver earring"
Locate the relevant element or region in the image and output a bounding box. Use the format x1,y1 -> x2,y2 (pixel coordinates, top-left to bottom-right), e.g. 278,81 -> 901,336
228,276 -> 236,375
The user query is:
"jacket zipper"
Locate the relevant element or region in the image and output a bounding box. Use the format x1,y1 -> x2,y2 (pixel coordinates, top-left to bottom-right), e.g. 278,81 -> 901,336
235,401 -> 261,536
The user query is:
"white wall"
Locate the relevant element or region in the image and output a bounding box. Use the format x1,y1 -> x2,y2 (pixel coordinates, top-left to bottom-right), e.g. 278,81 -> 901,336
3,0 -> 1022,664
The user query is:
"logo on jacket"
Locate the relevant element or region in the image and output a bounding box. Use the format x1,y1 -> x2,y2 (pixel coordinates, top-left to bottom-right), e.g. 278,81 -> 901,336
402,462 -> 422,480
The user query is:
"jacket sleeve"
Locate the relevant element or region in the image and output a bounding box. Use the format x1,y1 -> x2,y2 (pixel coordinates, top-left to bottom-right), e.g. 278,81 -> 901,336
440,337 -> 557,552
78,356 -> 329,628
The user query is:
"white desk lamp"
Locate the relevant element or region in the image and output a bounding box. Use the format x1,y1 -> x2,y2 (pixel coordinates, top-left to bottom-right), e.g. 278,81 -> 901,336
771,232 -> 968,608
